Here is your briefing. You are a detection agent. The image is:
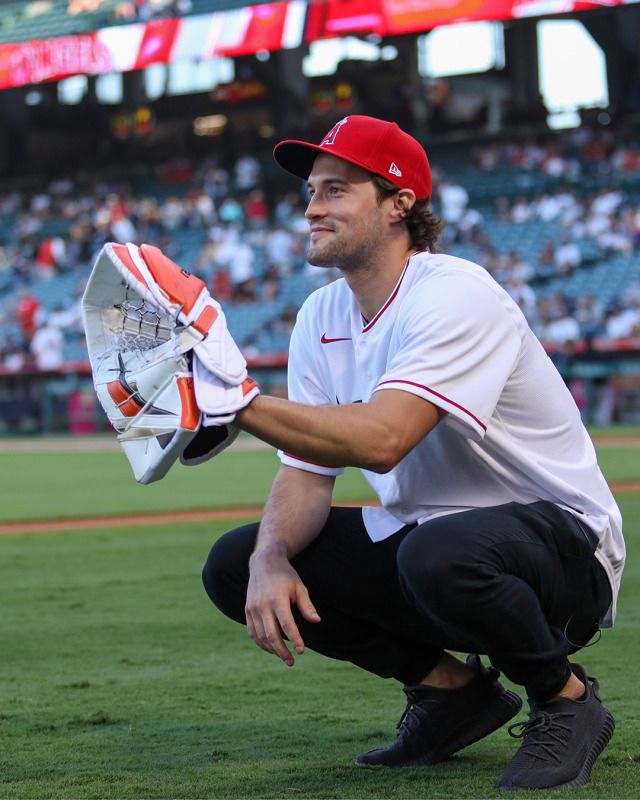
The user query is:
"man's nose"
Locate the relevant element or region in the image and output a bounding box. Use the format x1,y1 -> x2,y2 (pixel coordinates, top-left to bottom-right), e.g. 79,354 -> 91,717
305,193 -> 325,219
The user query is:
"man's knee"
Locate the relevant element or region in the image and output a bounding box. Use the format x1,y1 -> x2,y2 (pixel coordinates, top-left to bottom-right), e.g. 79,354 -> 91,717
202,522 -> 258,623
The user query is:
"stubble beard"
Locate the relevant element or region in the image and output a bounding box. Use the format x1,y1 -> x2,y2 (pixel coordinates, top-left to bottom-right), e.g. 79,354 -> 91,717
307,225 -> 384,272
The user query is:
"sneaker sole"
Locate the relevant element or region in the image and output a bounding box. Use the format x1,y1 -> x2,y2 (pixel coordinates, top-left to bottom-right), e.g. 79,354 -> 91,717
497,709 -> 615,791
357,688 -> 523,768
555,710 -> 615,790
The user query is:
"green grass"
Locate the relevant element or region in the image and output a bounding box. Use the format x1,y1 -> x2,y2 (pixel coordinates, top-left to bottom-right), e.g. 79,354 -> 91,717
594,444 -> 640,483
0,445 -> 375,523
1,433 -> 637,525
0,434 -> 638,798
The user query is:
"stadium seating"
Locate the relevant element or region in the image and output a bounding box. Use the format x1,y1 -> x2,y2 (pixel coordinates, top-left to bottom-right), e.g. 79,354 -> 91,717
1,128 -> 640,375
0,1 -> 120,45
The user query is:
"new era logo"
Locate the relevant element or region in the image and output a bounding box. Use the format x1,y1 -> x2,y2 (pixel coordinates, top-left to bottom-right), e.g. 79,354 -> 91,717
389,162 -> 402,177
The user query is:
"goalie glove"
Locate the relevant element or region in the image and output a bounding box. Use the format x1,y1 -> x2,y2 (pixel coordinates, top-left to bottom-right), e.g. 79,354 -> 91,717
82,241 -> 251,484
195,369 -> 260,426
180,373 -> 259,464
180,422 -> 240,467
92,241 -> 247,386
91,340 -> 201,484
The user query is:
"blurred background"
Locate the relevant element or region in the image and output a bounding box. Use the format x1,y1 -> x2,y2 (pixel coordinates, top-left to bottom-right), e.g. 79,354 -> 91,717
0,0 -> 639,436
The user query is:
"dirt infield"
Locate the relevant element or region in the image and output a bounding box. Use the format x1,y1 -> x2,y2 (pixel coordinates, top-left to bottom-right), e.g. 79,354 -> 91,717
0,487 -> 638,536
0,501 -> 369,536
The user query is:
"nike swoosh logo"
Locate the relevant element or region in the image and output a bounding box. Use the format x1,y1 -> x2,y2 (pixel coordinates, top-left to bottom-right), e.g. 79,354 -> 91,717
321,333 -> 351,344
115,353 -> 173,416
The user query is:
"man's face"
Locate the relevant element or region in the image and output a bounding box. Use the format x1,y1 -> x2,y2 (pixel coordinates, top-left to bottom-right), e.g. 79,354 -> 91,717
305,153 -> 390,270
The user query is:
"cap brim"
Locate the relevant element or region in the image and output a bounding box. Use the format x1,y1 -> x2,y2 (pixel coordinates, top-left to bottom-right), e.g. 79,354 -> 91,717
273,140 -> 325,182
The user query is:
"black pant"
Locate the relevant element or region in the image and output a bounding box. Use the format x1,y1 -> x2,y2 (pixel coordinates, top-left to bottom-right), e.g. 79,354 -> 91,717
202,501 -> 611,702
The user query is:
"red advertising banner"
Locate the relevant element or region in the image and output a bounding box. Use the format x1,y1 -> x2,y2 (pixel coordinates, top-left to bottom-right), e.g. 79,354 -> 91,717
132,18 -> 181,70
0,34 -> 113,88
0,0 -> 632,90
306,0 -> 625,39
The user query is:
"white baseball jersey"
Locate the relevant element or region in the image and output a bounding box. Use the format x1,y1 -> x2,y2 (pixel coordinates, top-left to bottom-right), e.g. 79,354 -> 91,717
278,251 -> 625,624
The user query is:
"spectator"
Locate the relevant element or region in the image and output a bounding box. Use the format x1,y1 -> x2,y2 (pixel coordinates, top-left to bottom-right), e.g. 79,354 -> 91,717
190,189 -> 216,228
505,277 -> 537,317
49,300 -> 83,336
604,300 -> 640,339
203,164 -> 230,206
218,196 -> 244,225
2,343 -> 28,372
575,293 -> 605,339
211,269 -> 233,303
438,178 -> 469,225
159,196 -> 187,231
261,265 -> 281,302
553,239 -> 581,275
16,288 -> 41,343
244,189 -> 270,228
266,226 -> 294,270
36,236 -> 67,279
234,154 -> 261,192
30,316 -> 65,371
540,300 -> 581,346
511,196 -> 534,224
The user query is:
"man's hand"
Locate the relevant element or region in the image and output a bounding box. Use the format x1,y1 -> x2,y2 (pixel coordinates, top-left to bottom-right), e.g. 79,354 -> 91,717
245,549 -> 321,666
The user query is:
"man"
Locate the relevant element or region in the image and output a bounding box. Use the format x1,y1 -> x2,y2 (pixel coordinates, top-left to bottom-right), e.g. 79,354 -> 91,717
201,115 -> 624,791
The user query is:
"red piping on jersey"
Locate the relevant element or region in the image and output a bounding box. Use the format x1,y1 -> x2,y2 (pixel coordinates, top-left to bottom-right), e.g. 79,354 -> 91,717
283,452 -> 336,469
376,378 -> 487,432
362,251 -> 429,332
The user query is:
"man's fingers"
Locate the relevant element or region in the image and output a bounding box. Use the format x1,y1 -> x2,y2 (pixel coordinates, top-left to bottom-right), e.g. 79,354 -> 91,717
246,602 -> 295,665
244,574 -> 318,664
246,609 -> 273,654
262,611 -> 295,665
278,609 -> 305,655
295,584 -> 321,624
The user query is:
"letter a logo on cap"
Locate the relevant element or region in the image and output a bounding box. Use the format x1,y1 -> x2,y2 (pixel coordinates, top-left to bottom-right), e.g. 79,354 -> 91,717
322,117 -> 348,146
389,162 -> 402,177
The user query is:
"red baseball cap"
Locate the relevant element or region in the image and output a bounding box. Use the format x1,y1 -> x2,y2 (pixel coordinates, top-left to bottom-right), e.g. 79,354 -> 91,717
273,115 -> 432,201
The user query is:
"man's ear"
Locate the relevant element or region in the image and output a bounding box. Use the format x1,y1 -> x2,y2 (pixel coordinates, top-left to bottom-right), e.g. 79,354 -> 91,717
390,189 -> 416,221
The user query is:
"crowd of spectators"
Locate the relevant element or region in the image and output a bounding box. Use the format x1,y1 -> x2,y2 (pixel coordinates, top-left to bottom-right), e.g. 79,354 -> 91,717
67,0 -> 193,23
1,126 -> 639,378
436,177 -> 640,344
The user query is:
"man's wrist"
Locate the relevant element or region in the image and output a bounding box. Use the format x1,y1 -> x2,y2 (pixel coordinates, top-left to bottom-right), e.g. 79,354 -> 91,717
235,392 -> 260,428
250,539 -> 289,564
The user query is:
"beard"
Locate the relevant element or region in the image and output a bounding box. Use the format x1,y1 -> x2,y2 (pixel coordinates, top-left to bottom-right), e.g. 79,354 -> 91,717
306,235 -> 344,268
306,223 -> 385,271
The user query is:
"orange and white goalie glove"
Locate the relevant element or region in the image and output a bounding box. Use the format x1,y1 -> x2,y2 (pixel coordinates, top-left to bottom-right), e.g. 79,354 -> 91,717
93,241 -> 247,386
82,241 -> 259,484
196,372 -> 260,426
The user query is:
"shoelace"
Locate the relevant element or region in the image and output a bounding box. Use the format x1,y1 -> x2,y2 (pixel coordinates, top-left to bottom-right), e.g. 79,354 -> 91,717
507,710 -> 576,763
395,689 -> 439,737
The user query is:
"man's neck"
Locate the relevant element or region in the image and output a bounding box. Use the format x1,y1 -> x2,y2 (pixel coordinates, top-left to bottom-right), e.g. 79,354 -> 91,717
343,246 -> 416,324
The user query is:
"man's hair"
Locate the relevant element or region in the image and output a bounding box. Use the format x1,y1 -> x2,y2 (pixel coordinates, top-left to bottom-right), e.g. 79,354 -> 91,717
371,174 -> 444,252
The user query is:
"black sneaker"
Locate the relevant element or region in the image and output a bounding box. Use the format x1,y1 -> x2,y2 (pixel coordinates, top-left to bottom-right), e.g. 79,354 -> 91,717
497,664 -> 615,791
355,655 -> 523,767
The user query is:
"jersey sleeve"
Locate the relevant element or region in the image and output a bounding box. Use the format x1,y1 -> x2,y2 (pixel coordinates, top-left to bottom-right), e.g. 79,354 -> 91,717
375,275 -> 521,441
278,300 -> 345,477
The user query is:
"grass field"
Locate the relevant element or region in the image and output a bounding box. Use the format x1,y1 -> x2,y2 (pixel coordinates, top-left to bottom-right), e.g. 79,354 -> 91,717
1,430 -> 639,799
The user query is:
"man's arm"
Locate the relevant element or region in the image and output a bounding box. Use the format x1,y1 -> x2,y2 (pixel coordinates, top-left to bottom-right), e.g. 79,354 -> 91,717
237,388 -> 443,472
245,465 -> 335,666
